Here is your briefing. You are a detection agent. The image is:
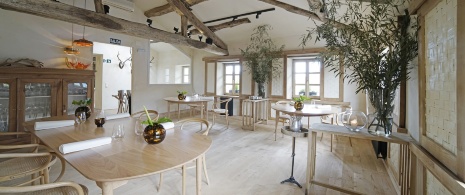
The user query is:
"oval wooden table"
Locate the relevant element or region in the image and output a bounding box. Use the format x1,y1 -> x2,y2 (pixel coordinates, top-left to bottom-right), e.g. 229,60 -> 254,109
164,97 -> 213,120
24,115 -> 212,195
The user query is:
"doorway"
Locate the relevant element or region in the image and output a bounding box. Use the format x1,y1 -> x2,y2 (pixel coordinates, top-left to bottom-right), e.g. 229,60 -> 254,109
93,42 -> 132,114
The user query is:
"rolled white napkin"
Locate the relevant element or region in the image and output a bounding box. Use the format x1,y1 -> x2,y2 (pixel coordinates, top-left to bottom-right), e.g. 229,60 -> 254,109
34,120 -> 75,131
59,137 -> 112,154
105,113 -> 130,120
160,122 -> 174,129
200,96 -> 214,100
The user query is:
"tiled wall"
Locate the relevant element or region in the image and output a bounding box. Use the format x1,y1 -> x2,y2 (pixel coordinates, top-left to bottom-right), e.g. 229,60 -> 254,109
424,0 -> 457,155
426,170 -> 453,195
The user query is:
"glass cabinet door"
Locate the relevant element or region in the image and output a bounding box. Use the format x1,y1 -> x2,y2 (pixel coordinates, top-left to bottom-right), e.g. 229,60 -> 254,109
18,79 -> 58,126
63,80 -> 92,115
0,80 -> 15,132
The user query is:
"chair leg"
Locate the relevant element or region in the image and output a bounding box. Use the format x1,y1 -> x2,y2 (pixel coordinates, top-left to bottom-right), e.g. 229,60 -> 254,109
158,173 -> 163,192
226,114 -> 229,129
320,132 -> 324,141
202,155 -> 210,185
182,165 -> 186,195
330,134 -> 333,152
349,137 -> 353,147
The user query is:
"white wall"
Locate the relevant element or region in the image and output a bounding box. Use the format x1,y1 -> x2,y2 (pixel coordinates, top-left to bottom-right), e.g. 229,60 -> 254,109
93,42 -> 132,110
149,49 -> 191,84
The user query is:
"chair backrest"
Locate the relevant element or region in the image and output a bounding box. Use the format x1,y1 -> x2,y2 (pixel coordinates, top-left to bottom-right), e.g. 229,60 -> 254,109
175,118 -> 211,136
0,151 -> 53,184
0,181 -> 87,195
131,110 -> 159,122
213,98 -> 232,110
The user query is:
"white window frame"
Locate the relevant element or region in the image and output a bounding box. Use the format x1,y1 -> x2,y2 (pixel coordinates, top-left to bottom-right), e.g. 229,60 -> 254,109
292,57 -> 323,99
181,66 -> 190,84
223,63 -> 241,95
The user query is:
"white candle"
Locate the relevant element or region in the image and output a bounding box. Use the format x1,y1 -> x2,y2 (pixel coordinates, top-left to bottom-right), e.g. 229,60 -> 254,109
350,119 -> 358,127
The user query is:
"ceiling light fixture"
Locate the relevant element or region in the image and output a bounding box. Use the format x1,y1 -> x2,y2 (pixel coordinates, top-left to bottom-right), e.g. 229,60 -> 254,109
256,12 -> 261,19
73,0 -> 93,47
186,8 -> 275,29
174,27 -> 179,33
198,35 -> 203,42
64,0 -> 79,55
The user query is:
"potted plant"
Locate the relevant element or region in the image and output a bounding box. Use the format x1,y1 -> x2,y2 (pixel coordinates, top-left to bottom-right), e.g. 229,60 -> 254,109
292,95 -> 310,111
241,24 -> 284,98
177,90 -> 187,100
141,106 -> 172,144
72,98 -> 92,119
301,0 -> 418,136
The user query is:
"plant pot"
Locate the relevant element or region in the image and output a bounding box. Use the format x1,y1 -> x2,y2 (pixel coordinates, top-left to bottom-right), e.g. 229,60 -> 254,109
294,101 -> 303,111
143,124 -> 166,144
75,106 -> 91,119
178,94 -> 186,100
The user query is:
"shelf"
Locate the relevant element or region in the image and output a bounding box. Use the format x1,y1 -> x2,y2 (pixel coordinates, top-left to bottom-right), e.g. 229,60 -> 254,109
25,96 -> 51,98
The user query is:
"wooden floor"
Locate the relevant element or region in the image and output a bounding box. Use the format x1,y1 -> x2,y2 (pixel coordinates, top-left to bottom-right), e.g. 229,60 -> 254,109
49,115 -> 396,195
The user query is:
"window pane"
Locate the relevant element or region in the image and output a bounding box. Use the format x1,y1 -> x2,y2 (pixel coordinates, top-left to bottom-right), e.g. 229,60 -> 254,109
234,75 -> 240,84
225,75 -> 233,84
294,62 -> 306,73
226,85 -> 233,93
226,66 -> 233,74
295,74 -> 306,84
308,61 -> 321,72
183,76 -> 189,83
294,85 -> 306,96
309,74 -> 320,84
234,85 -> 240,93
234,65 -> 240,74
308,85 -> 320,96
183,67 -> 189,75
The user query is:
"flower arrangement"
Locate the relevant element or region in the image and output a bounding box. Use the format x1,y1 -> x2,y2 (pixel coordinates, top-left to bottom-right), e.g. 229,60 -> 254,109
177,90 -> 187,95
177,90 -> 187,100
292,95 -> 310,102
141,106 -> 171,144
141,106 -> 172,125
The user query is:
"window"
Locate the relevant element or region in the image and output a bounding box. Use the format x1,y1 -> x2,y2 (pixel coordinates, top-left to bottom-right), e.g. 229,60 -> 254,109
182,66 -> 190,84
164,69 -> 170,83
292,58 -> 322,98
224,63 -> 240,95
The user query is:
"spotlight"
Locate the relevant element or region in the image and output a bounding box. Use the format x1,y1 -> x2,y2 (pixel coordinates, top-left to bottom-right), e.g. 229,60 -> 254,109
146,19 -> 152,27
206,37 -> 213,45
232,16 -> 237,21
187,31 -> 191,38
174,27 -> 179,33
198,35 -> 203,42
256,12 -> 261,19
104,5 -> 110,14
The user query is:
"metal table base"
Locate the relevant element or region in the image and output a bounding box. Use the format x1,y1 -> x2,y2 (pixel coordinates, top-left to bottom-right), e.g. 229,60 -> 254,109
280,126 -> 308,188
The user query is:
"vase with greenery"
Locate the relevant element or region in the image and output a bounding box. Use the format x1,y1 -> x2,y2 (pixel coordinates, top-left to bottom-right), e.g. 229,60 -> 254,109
241,24 -> 284,98
177,90 -> 187,100
293,95 -> 310,111
141,106 -> 172,144
72,98 -> 92,119
302,0 -> 418,136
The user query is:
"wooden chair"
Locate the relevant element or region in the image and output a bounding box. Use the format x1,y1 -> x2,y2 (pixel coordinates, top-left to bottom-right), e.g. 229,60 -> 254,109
0,132 -> 65,187
274,100 -> 293,141
320,105 -> 352,152
157,118 -> 211,195
0,181 -> 88,195
211,98 -> 232,128
131,110 -> 159,121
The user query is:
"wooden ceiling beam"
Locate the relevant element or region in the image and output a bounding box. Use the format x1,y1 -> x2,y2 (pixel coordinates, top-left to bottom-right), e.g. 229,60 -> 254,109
93,0 -> 104,13
166,0 -> 228,50
189,18 -> 251,36
144,0 -> 207,18
259,0 -> 349,30
0,0 -> 228,55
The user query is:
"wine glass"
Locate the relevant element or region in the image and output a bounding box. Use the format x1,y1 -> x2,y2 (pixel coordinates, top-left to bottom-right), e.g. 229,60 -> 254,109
112,124 -> 125,139
75,111 -> 86,124
134,119 -> 145,136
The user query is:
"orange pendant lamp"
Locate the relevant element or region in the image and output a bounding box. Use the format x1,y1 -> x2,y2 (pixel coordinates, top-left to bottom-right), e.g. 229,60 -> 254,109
73,0 -> 93,47
64,0 -> 79,55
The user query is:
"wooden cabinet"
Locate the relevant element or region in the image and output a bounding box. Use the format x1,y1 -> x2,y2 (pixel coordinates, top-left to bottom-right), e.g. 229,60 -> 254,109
0,68 -> 94,135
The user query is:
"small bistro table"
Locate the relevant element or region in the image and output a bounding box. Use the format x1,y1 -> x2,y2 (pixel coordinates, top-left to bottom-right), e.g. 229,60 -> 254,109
164,97 -> 213,120
271,104 -> 334,188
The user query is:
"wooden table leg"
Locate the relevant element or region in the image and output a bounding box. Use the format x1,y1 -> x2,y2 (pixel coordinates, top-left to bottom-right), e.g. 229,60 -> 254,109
167,103 -> 171,119
96,180 -> 128,195
178,103 -> 181,120
196,157 -> 202,195
306,131 -> 317,195
275,110 -> 279,141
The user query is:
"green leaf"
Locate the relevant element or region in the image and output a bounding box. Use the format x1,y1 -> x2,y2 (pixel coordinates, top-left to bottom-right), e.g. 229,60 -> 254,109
156,117 -> 172,124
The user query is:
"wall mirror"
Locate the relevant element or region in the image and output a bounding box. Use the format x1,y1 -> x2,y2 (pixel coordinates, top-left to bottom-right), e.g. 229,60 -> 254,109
149,42 -> 191,84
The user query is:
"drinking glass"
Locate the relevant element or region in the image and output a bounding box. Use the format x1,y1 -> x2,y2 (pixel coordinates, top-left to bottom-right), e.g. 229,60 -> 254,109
134,119 -> 145,136
112,124 -> 125,139
75,111 -> 86,124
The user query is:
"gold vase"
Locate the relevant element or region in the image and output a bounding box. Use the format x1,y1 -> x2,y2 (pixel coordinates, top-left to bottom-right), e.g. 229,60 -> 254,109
178,94 -> 186,100
143,124 -> 166,144
294,101 -> 304,111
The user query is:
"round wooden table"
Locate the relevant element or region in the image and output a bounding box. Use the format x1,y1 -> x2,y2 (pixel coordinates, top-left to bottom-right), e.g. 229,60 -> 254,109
164,97 -> 213,120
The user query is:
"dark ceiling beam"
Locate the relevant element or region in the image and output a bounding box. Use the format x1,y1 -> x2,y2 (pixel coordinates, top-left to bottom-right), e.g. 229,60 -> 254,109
0,0 -> 228,55
144,0 -> 207,18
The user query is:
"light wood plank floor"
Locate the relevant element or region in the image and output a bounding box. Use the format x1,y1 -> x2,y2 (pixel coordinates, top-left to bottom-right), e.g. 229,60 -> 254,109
48,116 -> 396,195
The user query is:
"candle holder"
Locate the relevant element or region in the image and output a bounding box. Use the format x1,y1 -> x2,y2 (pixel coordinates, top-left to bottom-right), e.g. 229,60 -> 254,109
338,110 -> 367,132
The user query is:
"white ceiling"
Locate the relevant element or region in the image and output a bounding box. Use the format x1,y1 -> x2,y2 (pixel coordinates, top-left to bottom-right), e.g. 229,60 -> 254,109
134,0 -> 317,44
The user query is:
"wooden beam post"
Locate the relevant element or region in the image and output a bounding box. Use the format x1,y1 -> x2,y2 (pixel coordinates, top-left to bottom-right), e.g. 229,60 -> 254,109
181,15 -> 188,37
0,0 -> 228,55
166,0 -> 228,50
93,0 -> 104,14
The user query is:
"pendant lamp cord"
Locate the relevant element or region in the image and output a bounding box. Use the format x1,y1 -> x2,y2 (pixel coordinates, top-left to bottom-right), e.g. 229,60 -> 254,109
71,0 -> 75,43
83,0 -> 87,39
